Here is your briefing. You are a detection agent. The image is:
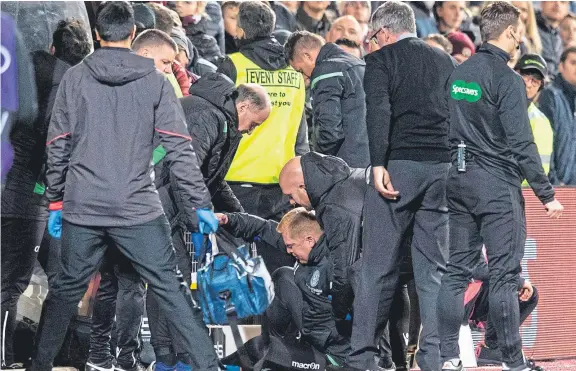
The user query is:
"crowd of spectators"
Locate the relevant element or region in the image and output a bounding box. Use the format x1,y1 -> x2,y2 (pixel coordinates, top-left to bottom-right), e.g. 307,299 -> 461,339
121,0 -> 575,186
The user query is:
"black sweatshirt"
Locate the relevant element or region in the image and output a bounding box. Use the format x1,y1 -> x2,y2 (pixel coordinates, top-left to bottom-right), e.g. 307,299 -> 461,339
364,36 -> 455,166
448,43 -> 555,204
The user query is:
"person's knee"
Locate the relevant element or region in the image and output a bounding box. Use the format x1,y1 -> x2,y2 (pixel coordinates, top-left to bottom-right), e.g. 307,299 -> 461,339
271,266 -> 295,292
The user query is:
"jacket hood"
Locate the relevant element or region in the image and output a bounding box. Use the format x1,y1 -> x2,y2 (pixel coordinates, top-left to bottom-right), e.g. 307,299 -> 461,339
237,36 -> 288,70
32,51 -> 70,91
83,47 -> 156,85
189,72 -> 238,121
307,234 -> 329,265
301,152 -> 351,208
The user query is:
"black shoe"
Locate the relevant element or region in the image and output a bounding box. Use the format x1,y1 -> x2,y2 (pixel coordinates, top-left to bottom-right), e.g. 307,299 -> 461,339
1,363 -> 23,370
115,362 -> 146,371
441,359 -> 463,371
506,360 -> 545,371
86,360 -> 114,371
476,343 -> 503,366
377,358 -> 396,371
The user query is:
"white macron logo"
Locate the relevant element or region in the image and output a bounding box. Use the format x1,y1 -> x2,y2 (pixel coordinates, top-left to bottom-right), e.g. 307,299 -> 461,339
291,361 -> 320,369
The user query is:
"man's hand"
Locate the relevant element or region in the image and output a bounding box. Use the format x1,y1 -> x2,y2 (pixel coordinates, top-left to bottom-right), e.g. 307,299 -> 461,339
545,199 -> 564,219
519,280 -> 534,302
373,166 -> 399,200
215,213 -> 228,225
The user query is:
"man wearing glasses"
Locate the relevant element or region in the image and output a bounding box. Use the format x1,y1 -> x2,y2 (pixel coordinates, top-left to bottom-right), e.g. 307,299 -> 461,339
343,2 -> 456,371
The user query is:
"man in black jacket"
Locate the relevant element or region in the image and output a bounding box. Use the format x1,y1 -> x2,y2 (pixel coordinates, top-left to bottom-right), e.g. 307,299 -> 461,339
437,3 -> 563,371
285,31 -> 369,168
218,208 -> 350,366
147,73 -> 270,370
279,152 -> 367,329
26,3 -> 220,371
346,2 -> 456,370
0,19 -> 91,370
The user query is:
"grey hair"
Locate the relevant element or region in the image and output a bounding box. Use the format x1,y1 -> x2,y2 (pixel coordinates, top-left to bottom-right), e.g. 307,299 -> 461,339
370,1 -> 416,35
237,84 -> 270,110
238,1 -> 276,39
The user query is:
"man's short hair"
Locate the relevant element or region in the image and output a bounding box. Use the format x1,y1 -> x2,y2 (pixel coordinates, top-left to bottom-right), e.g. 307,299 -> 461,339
237,1 -> 276,40
284,31 -> 325,62
96,1 -> 135,42
479,1 -> 520,42
221,1 -> 240,13
52,19 -> 92,66
335,38 -> 362,52
236,84 -> 268,110
132,29 -> 178,53
423,34 -> 453,54
371,0 -> 416,35
146,3 -> 174,34
561,46 -> 576,63
133,3 -> 156,35
277,207 -> 322,239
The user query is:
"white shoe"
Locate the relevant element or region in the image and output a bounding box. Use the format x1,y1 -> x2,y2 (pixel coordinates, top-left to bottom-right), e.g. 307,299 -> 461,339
441,359 -> 463,371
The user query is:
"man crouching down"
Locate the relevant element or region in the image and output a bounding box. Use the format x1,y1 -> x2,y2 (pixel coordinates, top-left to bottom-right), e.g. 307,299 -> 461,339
217,208 -> 351,366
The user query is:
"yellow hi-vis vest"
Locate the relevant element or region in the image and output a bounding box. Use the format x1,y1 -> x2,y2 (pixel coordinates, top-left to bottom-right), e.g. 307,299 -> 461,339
225,52 -> 306,184
523,102 -> 553,186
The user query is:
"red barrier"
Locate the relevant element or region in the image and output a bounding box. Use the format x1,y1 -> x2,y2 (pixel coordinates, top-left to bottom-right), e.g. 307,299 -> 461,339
519,188 -> 576,360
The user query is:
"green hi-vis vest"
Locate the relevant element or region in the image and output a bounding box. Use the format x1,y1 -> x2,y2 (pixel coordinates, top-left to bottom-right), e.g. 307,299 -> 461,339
225,52 -> 306,184
523,103 -> 553,186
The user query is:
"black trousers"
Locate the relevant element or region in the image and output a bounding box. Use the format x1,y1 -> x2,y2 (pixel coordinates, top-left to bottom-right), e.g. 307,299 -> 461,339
470,284 -> 539,350
36,229 -> 146,368
146,225 -> 193,363
89,246 -> 146,368
348,160 -> 450,371
378,274 -> 411,370
265,267 -> 350,363
27,216 -> 218,371
1,217 -> 46,367
228,183 -> 291,222
438,163 -> 527,368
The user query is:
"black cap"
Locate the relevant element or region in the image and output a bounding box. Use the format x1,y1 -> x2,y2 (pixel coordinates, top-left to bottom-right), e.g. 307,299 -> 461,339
515,53 -> 547,79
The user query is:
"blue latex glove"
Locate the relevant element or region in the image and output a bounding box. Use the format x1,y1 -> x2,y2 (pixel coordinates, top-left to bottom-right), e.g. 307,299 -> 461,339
48,210 -> 62,239
196,208 -> 219,234
192,232 -> 205,259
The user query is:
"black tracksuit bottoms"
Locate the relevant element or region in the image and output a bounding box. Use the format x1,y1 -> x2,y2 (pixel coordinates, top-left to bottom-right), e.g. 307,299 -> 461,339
36,229 -> 146,368
89,247 -> 146,368
437,162 -> 527,368
348,160 -> 450,371
1,218 -> 46,367
146,225 -> 193,363
470,284 -> 539,352
27,216 -> 219,371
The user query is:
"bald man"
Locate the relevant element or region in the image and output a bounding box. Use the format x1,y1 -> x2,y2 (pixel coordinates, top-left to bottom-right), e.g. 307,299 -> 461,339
285,31 -> 369,168
279,152 -> 368,326
326,15 -> 363,44
149,73 -> 271,370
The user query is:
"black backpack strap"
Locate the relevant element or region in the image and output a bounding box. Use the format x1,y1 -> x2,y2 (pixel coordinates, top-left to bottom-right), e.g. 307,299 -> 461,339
227,310 -> 254,370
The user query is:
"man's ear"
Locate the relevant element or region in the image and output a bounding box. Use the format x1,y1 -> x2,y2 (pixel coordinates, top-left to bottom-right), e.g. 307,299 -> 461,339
50,45 -> 56,56
130,25 -> 137,41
